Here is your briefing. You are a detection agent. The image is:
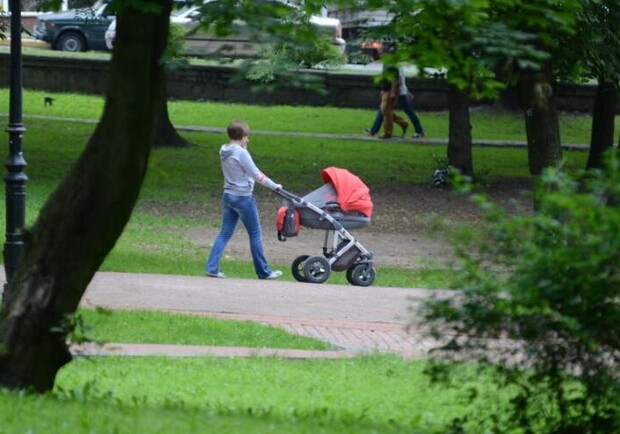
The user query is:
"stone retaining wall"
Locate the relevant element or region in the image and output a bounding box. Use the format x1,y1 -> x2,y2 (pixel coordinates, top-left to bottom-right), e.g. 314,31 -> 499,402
0,52 -> 604,112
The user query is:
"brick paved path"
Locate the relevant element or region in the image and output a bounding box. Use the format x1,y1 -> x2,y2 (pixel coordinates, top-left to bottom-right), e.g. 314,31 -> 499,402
71,312 -> 438,360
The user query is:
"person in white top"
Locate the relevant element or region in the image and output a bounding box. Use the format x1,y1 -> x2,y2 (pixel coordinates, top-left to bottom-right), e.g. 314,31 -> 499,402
396,66 -> 425,138
365,48 -> 425,139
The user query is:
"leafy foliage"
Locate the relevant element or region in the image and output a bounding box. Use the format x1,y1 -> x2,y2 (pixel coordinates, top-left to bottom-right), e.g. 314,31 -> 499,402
161,23 -> 190,70
275,37 -> 347,69
173,0 -> 344,87
238,35 -> 345,87
421,152 -> 620,432
197,0 -> 316,44
558,0 -> 620,84
339,0 -> 578,100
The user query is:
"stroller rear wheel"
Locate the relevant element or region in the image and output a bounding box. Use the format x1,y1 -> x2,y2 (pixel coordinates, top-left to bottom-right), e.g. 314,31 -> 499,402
303,256 -> 331,284
291,255 -> 309,282
346,263 -> 376,287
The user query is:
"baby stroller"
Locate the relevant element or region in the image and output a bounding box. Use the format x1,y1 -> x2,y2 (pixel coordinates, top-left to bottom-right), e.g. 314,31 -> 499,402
275,167 -> 376,286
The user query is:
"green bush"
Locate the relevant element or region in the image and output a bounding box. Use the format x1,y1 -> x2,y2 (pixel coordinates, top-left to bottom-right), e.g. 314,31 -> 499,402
275,36 -> 347,69
242,37 -> 346,85
421,154 -> 620,433
162,23 -> 190,70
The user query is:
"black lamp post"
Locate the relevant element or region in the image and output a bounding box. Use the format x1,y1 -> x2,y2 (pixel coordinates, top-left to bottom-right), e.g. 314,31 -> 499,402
4,0 -> 28,288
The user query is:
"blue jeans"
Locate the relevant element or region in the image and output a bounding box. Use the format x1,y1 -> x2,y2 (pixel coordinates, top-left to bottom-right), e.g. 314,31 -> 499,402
398,94 -> 424,134
206,193 -> 272,279
369,108 -> 383,135
369,96 -> 424,135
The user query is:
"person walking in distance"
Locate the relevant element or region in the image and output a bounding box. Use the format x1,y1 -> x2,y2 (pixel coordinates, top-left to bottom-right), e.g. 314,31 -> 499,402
206,120 -> 283,280
365,45 -> 408,139
396,66 -> 425,138
379,63 -> 409,139
365,46 -> 425,140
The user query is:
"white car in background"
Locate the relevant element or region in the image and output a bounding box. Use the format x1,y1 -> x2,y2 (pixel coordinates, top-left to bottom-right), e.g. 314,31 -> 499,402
105,0 -> 345,57
104,19 -> 116,50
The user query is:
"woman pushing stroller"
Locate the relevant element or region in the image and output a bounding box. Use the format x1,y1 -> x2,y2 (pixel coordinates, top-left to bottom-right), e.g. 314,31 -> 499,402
205,120 -> 283,280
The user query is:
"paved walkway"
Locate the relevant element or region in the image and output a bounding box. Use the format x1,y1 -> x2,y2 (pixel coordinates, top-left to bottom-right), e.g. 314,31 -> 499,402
66,271 -> 455,359
0,113 -> 589,151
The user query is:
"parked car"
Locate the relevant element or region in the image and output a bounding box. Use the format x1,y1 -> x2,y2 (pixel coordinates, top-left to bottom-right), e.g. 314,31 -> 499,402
32,0 -> 114,52
105,0 -> 346,57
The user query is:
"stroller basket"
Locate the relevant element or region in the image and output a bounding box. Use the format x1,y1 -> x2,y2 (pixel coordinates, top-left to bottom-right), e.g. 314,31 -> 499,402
331,242 -> 363,271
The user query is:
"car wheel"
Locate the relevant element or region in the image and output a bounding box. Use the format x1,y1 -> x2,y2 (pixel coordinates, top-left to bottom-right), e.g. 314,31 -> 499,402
57,32 -> 86,52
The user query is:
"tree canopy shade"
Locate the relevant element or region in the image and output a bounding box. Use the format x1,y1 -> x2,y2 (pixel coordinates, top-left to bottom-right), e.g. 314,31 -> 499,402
0,0 -> 172,392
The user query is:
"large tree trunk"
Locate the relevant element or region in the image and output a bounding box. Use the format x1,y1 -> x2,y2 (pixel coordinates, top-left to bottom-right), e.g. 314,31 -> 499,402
586,79 -> 617,170
447,84 -> 474,178
0,1 -> 172,393
519,67 -> 562,176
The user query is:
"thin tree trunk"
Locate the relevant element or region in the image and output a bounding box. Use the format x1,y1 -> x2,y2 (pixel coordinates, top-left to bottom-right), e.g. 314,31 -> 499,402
154,78 -> 191,148
447,84 -> 474,178
586,79 -> 617,169
155,102 -> 191,148
0,1 -> 171,392
519,67 -> 562,175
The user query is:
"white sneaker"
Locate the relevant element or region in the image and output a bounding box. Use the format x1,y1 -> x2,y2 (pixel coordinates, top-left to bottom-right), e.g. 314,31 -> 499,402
264,270 -> 283,280
205,271 -> 226,278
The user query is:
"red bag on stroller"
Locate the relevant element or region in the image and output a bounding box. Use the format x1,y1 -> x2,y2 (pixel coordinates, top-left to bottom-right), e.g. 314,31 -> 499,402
276,205 -> 300,241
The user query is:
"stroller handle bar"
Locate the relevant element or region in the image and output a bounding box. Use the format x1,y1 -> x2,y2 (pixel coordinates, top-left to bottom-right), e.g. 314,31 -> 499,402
273,187 -> 305,205
273,187 -> 345,213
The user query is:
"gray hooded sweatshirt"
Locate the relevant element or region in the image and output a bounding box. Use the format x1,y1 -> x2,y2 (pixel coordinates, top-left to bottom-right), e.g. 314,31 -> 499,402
219,143 -> 279,196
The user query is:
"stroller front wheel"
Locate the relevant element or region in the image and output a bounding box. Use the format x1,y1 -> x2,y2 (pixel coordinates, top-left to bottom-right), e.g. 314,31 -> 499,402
346,263 -> 376,287
303,256 -> 331,284
291,255 -> 309,282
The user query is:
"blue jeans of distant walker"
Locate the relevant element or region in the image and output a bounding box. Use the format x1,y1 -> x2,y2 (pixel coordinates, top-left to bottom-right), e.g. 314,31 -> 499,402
368,96 -> 424,135
369,108 -> 383,135
398,94 -> 424,134
206,193 -> 272,279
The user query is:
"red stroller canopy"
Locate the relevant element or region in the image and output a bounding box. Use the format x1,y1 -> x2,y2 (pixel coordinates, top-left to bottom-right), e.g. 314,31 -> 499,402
322,167 -> 373,217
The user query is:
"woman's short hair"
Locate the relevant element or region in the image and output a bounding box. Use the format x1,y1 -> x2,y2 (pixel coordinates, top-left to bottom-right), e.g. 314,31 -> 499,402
227,120 -> 249,140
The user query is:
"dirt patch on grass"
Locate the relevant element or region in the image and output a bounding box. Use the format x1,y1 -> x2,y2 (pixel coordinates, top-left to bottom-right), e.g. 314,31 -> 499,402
183,179 -> 534,270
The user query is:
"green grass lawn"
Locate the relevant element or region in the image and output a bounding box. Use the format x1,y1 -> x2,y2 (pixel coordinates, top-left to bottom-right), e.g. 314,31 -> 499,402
79,308 -> 331,350
0,88 -> 596,287
0,356 -> 509,433
0,89 -> 609,432
1,88 -> 607,144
